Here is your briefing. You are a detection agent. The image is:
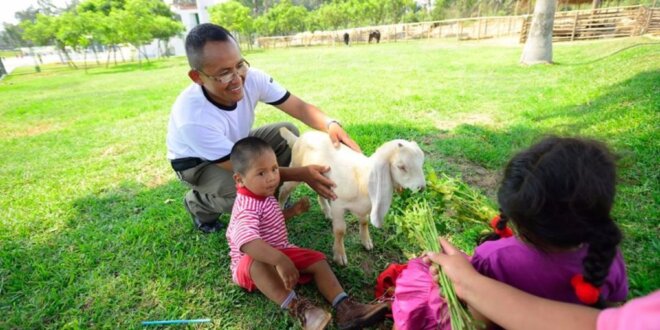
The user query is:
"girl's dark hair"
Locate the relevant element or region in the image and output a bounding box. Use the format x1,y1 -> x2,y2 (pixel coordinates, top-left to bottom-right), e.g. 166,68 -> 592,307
230,137 -> 273,175
490,137 -> 622,308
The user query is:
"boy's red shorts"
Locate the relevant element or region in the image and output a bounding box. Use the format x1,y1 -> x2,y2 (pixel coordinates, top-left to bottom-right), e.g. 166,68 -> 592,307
236,247 -> 326,292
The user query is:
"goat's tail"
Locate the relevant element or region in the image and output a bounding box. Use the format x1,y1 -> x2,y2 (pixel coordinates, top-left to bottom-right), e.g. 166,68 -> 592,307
279,127 -> 298,149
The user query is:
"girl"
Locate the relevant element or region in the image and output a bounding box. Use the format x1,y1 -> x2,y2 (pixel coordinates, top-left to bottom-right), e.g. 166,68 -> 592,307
393,137 -> 628,329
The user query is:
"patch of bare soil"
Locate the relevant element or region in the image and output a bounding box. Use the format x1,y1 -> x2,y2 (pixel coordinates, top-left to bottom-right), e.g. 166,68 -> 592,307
1,122 -> 62,138
421,136 -> 500,199
442,155 -> 501,199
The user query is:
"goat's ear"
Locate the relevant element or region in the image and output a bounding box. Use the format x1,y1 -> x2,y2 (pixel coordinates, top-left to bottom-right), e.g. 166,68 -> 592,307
368,160 -> 393,228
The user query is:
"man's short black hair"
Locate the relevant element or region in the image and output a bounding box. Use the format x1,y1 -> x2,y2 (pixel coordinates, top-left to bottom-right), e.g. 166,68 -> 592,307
230,137 -> 274,175
185,23 -> 235,70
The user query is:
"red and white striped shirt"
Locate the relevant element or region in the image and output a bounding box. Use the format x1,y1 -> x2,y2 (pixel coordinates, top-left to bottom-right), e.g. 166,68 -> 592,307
226,187 -> 295,283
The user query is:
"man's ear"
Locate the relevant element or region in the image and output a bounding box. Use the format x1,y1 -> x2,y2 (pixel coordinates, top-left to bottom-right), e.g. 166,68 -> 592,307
188,69 -> 203,85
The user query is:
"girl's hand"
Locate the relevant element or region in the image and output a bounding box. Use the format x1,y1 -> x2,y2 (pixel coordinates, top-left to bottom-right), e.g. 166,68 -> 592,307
423,237 -> 479,299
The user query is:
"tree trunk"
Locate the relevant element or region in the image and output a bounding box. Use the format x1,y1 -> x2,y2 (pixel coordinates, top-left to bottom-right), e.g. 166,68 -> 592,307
520,0 -> 556,65
60,46 -> 78,69
592,0 -> 602,10
106,45 -> 112,68
0,57 -> 8,77
92,46 -> 100,65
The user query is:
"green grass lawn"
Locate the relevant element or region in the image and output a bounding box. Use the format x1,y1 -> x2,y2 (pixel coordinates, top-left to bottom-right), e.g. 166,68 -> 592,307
0,50 -> 21,58
1,37 -> 658,329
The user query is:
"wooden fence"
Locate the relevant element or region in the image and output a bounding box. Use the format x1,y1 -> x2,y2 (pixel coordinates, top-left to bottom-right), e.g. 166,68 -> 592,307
257,16 -> 527,48
256,5 -> 659,49
520,5 -> 659,42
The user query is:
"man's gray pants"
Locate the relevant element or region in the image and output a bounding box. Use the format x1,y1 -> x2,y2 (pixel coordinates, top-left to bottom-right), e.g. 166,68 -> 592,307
175,122 -> 299,224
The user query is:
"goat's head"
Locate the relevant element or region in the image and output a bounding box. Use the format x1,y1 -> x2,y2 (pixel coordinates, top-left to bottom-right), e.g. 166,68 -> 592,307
389,140 -> 426,193
369,140 -> 426,228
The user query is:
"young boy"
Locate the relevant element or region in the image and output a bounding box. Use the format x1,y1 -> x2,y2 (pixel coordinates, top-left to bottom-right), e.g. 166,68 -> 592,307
226,137 -> 388,330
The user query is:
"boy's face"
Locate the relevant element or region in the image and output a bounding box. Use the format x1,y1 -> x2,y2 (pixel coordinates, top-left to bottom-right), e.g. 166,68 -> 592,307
234,150 -> 280,197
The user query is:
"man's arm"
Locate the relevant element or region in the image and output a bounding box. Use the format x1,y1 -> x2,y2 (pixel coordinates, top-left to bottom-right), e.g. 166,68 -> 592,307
275,94 -> 361,153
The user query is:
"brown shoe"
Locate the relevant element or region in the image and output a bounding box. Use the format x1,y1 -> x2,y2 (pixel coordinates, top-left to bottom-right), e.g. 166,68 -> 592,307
335,297 -> 388,330
288,297 -> 331,330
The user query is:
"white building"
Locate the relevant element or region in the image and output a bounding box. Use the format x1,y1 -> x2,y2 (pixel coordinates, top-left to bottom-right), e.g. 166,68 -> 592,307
163,0 -> 228,57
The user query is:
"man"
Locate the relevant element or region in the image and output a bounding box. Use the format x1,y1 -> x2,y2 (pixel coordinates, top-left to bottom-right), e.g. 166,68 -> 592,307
167,23 -> 361,233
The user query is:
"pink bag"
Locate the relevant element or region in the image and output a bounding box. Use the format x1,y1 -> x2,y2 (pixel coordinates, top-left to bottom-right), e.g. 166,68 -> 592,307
392,258 -> 450,330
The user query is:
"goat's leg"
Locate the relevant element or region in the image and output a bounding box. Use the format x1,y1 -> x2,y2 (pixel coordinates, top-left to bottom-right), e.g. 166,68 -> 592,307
358,214 -> 373,250
331,208 -> 348,266
317,195 -> 332,219
277,181 -> 299,208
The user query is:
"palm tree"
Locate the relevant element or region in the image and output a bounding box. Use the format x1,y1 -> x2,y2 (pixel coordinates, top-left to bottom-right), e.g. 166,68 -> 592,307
520,0 -> 556,65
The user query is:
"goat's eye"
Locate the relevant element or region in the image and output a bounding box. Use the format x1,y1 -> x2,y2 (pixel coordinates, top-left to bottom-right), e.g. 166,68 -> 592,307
398,165 -> 407,172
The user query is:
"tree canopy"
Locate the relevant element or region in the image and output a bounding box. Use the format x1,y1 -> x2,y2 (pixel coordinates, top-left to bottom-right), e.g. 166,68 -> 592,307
16,0 -> 183,65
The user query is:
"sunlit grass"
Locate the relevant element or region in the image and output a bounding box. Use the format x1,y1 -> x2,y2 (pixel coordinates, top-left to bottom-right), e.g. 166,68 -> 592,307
1,37 -> 658,328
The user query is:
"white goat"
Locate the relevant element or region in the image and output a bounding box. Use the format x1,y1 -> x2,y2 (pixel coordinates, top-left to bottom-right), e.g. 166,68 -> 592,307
279,128 -> 426,265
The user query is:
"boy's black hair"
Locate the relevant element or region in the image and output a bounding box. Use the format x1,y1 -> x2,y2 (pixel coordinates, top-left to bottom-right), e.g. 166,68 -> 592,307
484,136 -> 621,308
230,137 -> 274,175
185,23 -> 236,70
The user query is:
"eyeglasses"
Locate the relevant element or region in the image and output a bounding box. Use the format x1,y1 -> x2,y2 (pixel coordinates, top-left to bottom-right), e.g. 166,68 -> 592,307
198,60 -> 250,84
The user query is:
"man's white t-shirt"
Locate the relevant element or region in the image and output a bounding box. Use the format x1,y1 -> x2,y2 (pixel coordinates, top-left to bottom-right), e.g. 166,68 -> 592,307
166,68 -> 288,162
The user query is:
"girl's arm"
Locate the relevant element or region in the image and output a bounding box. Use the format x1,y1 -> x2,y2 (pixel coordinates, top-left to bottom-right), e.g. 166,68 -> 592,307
425,238 -> 600,330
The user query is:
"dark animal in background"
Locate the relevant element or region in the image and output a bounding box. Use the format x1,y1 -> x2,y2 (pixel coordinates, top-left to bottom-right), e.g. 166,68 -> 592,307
368,30 -> 381,43
343,32 -> 350,45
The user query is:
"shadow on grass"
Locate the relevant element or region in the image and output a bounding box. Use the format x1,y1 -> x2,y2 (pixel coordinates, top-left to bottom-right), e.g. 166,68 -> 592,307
2,180 -> 244,328
4,73 -> 657,328
427,69 -> 660,297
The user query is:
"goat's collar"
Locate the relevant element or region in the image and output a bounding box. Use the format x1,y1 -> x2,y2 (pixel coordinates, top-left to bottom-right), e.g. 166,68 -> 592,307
236,186 -> 268,201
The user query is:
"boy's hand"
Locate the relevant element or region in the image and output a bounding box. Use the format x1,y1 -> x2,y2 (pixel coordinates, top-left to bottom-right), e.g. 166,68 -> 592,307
303,165 -> 337,200
275,256 -> 299,291
283,197 -> 310,221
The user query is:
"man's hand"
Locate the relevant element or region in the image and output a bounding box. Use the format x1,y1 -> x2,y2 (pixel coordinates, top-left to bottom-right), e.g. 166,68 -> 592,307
423,237 -> 477,299
275,255 -> 299,291
328,123 -> 361,153
303,165 -> 337,200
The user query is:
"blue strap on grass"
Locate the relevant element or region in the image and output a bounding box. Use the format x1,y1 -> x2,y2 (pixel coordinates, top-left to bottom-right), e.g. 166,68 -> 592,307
142,319 -> 211,326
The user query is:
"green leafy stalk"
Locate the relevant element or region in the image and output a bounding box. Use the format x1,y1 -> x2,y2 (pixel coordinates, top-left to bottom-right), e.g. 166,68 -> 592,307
407,201 -> 478,330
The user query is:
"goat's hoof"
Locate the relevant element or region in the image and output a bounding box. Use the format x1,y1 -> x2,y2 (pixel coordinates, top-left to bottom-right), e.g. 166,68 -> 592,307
362,239 -> 373,250
333,254 -> 348,266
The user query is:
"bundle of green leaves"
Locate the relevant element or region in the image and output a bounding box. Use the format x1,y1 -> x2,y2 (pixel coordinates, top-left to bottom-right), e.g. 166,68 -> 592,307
392,170 -> 499,329
396,201 -> 478,330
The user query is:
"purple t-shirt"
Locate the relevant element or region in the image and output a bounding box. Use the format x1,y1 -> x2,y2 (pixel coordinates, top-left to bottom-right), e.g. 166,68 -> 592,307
471,237 -> 628,305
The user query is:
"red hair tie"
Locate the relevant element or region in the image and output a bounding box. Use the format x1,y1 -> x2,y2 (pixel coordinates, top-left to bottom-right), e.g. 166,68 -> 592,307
571,274 -> 601,305
490,215 -> 513,238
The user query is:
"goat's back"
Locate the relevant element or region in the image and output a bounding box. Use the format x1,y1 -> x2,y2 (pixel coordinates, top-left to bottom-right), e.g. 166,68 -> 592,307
290,131 -> 371,201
